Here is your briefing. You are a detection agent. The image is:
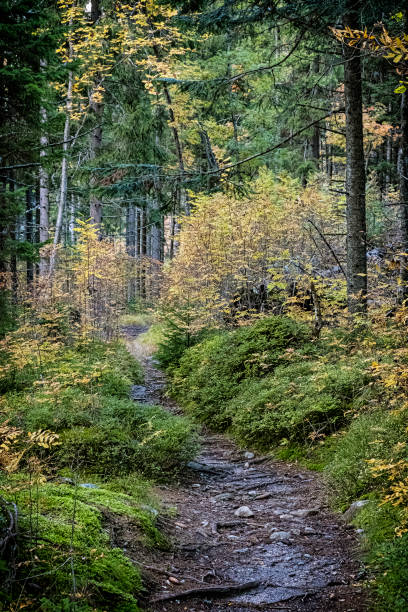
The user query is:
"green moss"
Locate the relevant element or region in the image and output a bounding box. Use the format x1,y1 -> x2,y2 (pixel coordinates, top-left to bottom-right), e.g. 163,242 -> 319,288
4,483 -> 163,610
1,332 -> 198,610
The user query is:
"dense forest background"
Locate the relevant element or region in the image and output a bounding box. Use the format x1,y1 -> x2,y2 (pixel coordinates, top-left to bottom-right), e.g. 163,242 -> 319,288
2,0 -> 408,610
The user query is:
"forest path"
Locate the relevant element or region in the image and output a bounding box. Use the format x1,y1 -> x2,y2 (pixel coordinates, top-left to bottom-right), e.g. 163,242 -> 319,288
123,325 -> 367,612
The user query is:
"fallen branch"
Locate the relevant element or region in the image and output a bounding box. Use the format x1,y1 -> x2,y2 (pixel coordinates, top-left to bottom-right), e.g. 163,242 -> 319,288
151,579 -> 261,603
249,456 -> 270,466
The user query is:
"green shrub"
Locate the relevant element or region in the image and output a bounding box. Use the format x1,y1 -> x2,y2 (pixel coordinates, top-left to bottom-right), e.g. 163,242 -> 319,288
155,312 -> 212,372
3,338 -> 198,478
325,409 -> 408,508
56,400 -> 199,477
374,534 -> 408,611
171,316 -> 311,428
227,358 -> 371,447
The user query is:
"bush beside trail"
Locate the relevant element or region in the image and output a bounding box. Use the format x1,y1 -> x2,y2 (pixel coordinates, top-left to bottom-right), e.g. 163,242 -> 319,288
0,330 -> 199,610
161,314 -> 408,610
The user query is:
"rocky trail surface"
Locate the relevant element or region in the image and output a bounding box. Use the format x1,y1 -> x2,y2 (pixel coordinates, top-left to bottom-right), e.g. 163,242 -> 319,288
123,325 -> 368,612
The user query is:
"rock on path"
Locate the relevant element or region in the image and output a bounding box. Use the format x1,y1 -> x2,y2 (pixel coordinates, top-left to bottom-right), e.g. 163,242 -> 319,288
123,326 -> 367,612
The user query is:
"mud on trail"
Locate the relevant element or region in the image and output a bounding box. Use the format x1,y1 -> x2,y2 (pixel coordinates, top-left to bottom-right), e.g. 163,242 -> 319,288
124,326 -> 368,612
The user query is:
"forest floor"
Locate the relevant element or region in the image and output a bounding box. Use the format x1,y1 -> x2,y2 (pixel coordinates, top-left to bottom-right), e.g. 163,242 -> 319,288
123,325 -> 368,612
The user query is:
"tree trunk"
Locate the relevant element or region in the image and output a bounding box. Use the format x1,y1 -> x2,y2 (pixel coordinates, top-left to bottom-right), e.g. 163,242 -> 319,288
126,205 -> 137,301
149,195 -> 162,261
398,62 -> 408,302
39,105 -> 49,275
89,0 -> 103,234
49,71 -> 72,277
26,189 -> 34,288
343,9 -> 367,314
68,195 -> 76,244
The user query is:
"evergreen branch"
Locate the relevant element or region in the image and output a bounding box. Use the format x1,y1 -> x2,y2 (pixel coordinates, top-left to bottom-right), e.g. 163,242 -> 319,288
188,110 -> 344,176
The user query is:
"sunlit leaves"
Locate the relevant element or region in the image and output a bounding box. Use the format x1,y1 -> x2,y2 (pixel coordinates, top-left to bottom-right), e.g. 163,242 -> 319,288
55,0 -> 185,120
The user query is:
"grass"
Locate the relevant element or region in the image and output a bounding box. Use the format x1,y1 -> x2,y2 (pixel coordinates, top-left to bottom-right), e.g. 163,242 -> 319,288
120,312 -> 153,328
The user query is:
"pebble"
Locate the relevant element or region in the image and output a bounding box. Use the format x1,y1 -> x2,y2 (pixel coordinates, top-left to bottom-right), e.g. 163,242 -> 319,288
343,500 -> 369,523
234,505 -> 254,518
233,547 -> 250,553
140,504 -> 158,516
191,483 -> 201,488
213,492 -> 233,501
244,451 -> 255,459
269,531 -> 292,543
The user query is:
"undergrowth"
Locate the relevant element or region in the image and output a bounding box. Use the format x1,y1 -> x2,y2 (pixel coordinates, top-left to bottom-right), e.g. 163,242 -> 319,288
0,323 -> 199,610
161,313 -> 408,610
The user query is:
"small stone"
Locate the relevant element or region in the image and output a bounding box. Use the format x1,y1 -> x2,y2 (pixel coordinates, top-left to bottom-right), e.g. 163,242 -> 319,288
247,490 -> 258,497
244,451 -> 255,460
244,462 -> 250,468
234,505 -> 254,518
233,547 -> 250,553
279,513 -> 300,521
191,483 -> 201,488
79,483 -> 99,489
214,492 -> 233,501
141,504 -> 158,517
269,531 -> 292,543
59,477 -> 75,486
343,500 -> 370,523
304,526 -> 316,535
131,385 -> 147,400
168,576 -> 180,584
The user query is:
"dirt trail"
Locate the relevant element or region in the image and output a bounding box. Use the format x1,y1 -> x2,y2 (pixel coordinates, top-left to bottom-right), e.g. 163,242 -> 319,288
124,325 -> 367,612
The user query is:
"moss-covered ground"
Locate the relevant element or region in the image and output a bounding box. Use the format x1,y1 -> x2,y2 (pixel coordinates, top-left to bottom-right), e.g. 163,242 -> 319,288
0,331 -> 199,611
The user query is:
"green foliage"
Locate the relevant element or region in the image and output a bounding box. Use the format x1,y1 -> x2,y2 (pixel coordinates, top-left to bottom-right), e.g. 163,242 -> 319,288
3,482 -> 157,611
171,316 -> 311,428
374,534 -> 408,611
325,409 -> 408,508
58,403 -> 199,477
0,328 -> 199,609
155,304 -> 212,372
228,358 -> 372,448
3,340 -> 198,478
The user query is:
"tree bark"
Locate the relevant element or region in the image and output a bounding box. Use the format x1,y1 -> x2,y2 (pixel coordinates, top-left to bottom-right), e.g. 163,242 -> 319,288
49,71 -> 72,277
89,0 -> 103,233
25,189 -> 34,288
398,38 -> 408,302
39,104 -> 49,275
69,195 -> 76,244
343,8 -> 367,314
126,205 -> 137,301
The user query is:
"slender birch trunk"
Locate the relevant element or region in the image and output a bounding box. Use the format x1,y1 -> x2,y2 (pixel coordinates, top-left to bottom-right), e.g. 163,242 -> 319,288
49,70 -> 73,277
39,104 -> 49,275
89,0 -> 103,234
